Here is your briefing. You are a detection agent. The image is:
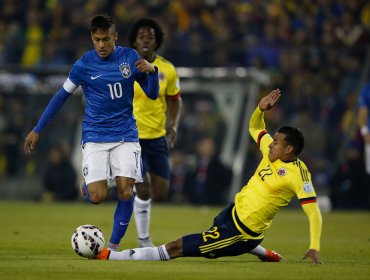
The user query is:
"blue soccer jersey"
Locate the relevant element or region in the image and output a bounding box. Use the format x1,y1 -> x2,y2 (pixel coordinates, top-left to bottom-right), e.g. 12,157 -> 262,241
63,46 -> 158,144
358,82 -> 370,129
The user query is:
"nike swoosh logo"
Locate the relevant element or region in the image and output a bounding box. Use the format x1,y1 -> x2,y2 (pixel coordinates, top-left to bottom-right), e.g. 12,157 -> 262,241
91,75 -> 103,80
119,222 -> 129,226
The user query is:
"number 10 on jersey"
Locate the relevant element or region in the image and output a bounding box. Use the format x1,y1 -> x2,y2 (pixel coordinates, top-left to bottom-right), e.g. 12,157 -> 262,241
108,83 -> 123,99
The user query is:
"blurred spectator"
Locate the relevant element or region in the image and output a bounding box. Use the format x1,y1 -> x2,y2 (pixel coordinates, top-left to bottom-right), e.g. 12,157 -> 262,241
21,8 -> 44,66
184,136 -> 232,205
41,141 -> 78,202
329,139 -> 370,209
168,149 -> 188,204
4,97 -> 24,176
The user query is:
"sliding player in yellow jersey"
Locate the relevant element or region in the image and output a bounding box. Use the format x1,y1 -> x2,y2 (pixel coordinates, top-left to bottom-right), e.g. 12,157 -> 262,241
96,89 -> 322,264
129,18 -> 182,248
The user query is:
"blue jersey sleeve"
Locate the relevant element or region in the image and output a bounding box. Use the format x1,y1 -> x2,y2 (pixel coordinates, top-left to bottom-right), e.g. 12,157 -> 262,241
34,88 -> 72,133
136,66 -> 159,100
358,83 -> 370,108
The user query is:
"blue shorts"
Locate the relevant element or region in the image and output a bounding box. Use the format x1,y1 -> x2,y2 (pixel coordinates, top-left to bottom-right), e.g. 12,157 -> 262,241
182,203 -> 263,258
139,137 -> 169,179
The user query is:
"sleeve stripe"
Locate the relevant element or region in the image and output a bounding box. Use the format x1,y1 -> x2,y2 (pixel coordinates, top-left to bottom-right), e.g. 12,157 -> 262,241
299,197 -> 317,205
167,91 -> 181,100
257,130 -> 267,148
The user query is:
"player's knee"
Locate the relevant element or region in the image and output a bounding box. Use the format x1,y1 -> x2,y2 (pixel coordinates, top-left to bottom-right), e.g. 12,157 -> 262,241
135,183 -> 151,200
117,187 -> 133,200
89,190 -> 107,204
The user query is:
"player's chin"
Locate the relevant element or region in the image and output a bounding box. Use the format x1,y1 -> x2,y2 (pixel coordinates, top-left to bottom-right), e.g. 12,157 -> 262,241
268,153 -> 276,162
98,51 -> 108,58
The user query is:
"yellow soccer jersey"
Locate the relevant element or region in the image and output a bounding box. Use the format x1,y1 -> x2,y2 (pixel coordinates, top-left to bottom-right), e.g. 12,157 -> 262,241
133,55 -> 180,139
233,106 -> 317,239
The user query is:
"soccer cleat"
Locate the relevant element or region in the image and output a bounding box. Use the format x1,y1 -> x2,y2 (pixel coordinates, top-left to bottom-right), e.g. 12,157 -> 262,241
138,237 -> 155,248
107,242 -> 120,252
95,247 -> 110,260
259,249 -> 283,262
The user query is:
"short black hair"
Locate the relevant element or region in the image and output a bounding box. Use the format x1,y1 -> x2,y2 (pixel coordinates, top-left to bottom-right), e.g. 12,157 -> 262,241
277,126 -> 304,156
128,18 -> 164,50
90,14 -> 115,33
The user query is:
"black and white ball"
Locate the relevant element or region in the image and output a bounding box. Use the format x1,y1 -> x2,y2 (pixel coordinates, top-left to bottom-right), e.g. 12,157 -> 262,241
71,225 -> 105,259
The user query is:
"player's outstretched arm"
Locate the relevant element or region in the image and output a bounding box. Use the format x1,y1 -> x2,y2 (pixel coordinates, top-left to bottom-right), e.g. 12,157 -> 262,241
303,248 -> 321,264
23,88 -> 71,155
258,89 -> 281,112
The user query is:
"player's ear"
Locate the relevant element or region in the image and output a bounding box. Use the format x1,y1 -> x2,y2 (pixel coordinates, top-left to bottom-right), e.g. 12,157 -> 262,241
286,145 -> 294,155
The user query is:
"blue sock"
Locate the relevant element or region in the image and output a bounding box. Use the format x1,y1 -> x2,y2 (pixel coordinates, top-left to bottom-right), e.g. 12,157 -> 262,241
109,195 -> 134,245
83,182 -> 92,203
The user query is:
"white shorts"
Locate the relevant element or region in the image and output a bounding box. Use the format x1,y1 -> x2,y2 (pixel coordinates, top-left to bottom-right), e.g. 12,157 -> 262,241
81,142 -> 143,185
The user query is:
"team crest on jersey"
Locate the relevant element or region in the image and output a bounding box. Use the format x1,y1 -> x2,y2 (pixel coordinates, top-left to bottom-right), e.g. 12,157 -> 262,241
119,62 -> 131,78
277,168 -> 287,176
303,182 -> 313,193
83,165 -> 88,177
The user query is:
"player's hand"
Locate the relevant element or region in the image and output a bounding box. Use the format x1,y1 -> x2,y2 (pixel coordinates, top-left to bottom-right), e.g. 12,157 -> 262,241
24,130 -> 39,155
135,59 -> 156,73
302,249 -> 321,264
258,89 -> 281,112
167,126 -> 177,148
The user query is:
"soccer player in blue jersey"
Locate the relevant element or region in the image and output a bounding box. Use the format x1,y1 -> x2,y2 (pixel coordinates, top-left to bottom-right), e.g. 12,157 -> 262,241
95,89 -> 322,264
23,14 -> 159,250
358,82 -> 370,174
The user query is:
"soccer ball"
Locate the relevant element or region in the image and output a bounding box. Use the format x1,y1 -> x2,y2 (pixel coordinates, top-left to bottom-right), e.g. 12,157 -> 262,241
71,225 -> 105,259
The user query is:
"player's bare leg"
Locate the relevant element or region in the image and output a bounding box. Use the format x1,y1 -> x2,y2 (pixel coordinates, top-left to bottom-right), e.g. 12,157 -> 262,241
150,173 -> 169,201
85,180 -> 108,204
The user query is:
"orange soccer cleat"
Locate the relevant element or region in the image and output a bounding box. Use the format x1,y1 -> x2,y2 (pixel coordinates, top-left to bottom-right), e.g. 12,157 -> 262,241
95,247 -> 110,260
259,249 -> 283,262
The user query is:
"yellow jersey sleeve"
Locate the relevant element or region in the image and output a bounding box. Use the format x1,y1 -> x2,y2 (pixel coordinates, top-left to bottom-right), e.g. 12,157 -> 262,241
249,106 -> 272,157
133,55 -> 180,139
302,202 -> 322,251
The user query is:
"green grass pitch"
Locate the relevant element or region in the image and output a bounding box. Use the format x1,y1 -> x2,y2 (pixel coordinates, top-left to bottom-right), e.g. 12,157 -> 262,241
0,201 -> 369,280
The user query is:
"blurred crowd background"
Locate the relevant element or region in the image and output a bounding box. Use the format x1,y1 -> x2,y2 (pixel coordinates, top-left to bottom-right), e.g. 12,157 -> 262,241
1,0 -> 370,209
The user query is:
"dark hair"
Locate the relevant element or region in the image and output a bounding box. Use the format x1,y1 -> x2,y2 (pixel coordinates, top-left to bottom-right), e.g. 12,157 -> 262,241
90,14 -> 115,33
128,18 -> 164,50
277,126 -> 304,156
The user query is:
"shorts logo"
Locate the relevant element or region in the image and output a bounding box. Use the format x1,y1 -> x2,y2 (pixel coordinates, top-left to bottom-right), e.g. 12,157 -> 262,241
303,182 -> 313,193
277,168 -> 287,176
119,62 -> 131,78
83,166 -> 88,177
